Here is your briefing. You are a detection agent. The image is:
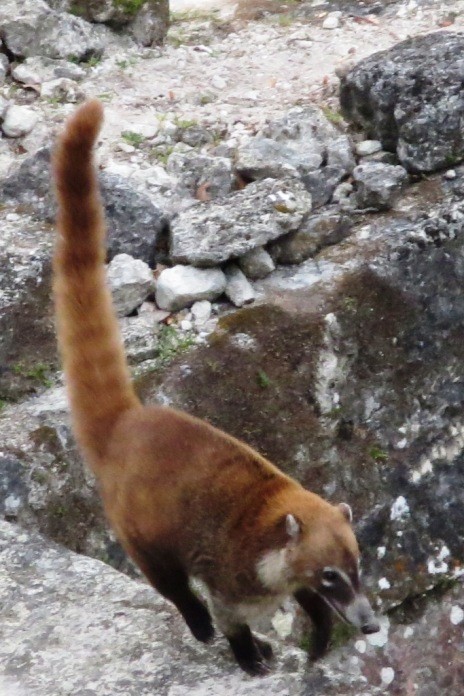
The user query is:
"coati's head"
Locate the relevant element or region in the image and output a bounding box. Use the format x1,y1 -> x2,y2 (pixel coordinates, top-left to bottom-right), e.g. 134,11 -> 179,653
257,492 -> 379,635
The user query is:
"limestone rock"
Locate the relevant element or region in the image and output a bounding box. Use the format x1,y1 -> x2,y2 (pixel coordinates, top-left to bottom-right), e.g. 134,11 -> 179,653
238,247 -> 275,280
352,162 -> 408,210
237,107 -> 354,207
40,77 -> 85,103
167,150 -> 233,201
224,264 -> 256,308
2,105 -> 38,138
155,265 -> 226,311
270,211 -> 353,264
107,254 -> 155,317
340,31 -> 464,172
0,0 -> 106,61
170,177 -> 312,267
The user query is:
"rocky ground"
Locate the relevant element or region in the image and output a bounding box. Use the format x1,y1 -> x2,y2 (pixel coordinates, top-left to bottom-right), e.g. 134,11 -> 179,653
1,1 -> 464,695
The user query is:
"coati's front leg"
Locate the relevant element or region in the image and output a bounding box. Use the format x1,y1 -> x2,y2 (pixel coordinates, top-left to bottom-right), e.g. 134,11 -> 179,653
210,599 -> 274,675
294,588 -> 333,660
132,546 -> 215,643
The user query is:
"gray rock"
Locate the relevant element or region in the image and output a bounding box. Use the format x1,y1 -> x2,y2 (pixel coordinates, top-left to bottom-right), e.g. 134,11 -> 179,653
0,54 -> 8,82
191,300 -> 212,327
107,254 -> 155,317
332,181 -> 353,204
355,140 -> 382,157
2,105 -> 38,138
353,162 -> 408,210
155,265 -> 226,311
340,31 -> 464,172
0,148 -> 168,267
170,177 -> 312,267
40,77 -> 85,103
238,247 -> 275,280
0,0 -> 106,61
167,150 -> 233,201
224,264 -> 256,307
270,210 -> 353,264
11,55 -> 86,84
237,107 -> 354,207
128,0 -> 169,47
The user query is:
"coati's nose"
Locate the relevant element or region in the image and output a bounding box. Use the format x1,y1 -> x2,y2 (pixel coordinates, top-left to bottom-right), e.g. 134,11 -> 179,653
361,619 -> 380,635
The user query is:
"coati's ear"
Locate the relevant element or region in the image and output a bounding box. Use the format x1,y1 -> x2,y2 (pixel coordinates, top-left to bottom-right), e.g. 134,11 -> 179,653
338,503 -> 353,524
285,513 -> 301,540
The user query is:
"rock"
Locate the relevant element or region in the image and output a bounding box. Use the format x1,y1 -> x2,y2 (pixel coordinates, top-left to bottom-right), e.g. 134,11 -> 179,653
322,11 -> 341,30
0,148 -> 168,267
0,96 -> 10,120
224,264 -> 256,308
1,105 -> 38,138
11,55 -> 87,84
237,107 -> 354,207
128,0 -> 169,47
332,181 -> 353,204
270,211 -> 353,264
40,77 -> 85,103
155,265 -> 226,311
352,162 -> 408,210
0,211 -> 57,401
191,300 -> 212,327
340,31 -> 464,172
106,254 -> 155,317
355,140 -> 383,157
0,0 -> 106,62
167,150 -> 233,201
170,177 -> 312,267
238,247 -> 275,280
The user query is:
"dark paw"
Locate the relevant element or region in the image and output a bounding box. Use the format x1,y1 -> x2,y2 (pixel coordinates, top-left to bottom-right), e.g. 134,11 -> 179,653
254,636 -> 274,662
237,656 -> 272,677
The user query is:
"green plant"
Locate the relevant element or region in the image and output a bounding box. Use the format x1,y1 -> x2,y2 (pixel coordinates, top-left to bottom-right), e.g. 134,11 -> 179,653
369,445 -> 388,462
322,106 -> 344,125
174,117 -> 198,130
113,0 -> 145,16
257,369 -> 271,388
156,325 -> 195,366
13,362 -> 53,388
121,130 -> 145,147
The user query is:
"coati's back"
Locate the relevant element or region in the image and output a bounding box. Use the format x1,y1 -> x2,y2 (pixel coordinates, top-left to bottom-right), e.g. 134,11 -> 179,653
53,101 -> 379,677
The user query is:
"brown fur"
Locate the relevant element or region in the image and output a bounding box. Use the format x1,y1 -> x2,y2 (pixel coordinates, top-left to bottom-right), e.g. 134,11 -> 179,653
53,101 -> 375,675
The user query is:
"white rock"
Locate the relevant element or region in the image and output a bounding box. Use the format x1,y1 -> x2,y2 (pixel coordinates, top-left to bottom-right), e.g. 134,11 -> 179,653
380,667 -> 395,686
212,74 -> 227,90
332,181 -> 353,203
155,265 -> 226,312
322,12 -> 341,29
390,495 -> 410,521
11,62 -> 42,85
106,253 -> 155,317
224,264 -> 256,308
191,300 -> 212,327
450,605 -> 464,625
2,105 -> 38,138
125,122 -> 159,139
445,169 -> 457,180
355,140 -> 383,157
180,319 -> 193,331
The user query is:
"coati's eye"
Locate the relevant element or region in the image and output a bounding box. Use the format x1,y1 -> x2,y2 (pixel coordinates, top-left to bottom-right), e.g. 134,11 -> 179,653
322,568 -> 339,585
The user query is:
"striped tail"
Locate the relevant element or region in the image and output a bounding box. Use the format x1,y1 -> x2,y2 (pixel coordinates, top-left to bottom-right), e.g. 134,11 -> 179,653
53,100 -> 140,466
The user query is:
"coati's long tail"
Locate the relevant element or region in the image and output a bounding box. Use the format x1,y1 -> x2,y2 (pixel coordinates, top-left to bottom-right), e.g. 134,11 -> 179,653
53,100 -> 140,465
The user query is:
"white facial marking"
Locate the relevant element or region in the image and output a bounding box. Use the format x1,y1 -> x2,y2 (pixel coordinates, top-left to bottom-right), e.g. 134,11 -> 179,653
257,549 -> 289,590
285,513 -> 300,539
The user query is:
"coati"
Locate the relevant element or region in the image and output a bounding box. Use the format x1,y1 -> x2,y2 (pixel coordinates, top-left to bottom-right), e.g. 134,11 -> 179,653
52,100 -> 380,676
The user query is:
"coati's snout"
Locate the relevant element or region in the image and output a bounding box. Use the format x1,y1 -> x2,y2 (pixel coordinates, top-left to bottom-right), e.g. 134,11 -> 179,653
317,572 -> 380,635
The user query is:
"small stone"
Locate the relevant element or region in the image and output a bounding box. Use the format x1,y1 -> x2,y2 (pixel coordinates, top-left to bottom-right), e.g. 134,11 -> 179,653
126,122 -> 159,140
355,140 -> 383,157
180,319 -> 193,331
238,247 -> 275,279
12,62 -> 42,85
353,162 -> 408,210
445,169 -> 457,180
107,253 -> 155,317
0,54 -> 8,81
2,105 -> 38,138
332,182 -> 353,203
155,265 -> 226,312
450,605 -> 464,625
224,264 -> 256,308
211,75 -> 227,90
41,78 -> 84,104
191,300 -> 212,327
322,12 -> 341,29
380,667 -> 395,686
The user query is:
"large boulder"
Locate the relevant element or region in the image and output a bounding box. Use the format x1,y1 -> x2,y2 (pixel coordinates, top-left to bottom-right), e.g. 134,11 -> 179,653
0,0 -> 107,61
340,32 -> 464,173
0,147 -> 168,266
170,177 -> 312,267
1,521 -> 463,694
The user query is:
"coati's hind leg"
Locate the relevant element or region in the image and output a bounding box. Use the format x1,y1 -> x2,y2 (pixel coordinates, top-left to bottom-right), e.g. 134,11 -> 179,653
132,546 -> 214,643
294,588 -> 333,660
